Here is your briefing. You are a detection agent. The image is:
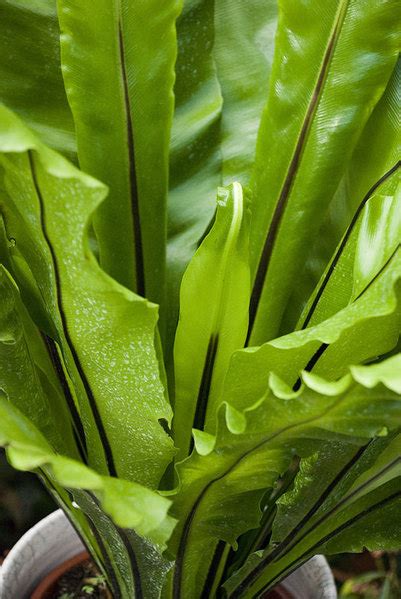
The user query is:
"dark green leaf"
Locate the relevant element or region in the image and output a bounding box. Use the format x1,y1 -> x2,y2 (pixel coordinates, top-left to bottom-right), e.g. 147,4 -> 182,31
0,0 -> 75,159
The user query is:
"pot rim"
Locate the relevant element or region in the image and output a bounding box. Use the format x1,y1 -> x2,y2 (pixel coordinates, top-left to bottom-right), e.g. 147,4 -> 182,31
1,510 -> 67,578
0,510 -> 84,599
30,550 -> 89,599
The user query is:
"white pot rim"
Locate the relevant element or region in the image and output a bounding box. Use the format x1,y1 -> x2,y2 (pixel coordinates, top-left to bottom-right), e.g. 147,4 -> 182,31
0,510 -> 84,599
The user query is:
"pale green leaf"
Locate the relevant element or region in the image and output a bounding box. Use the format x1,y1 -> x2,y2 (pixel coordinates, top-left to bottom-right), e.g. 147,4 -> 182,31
0,395 -> 175,546
297,166 -> 400,329
283,58 -> 401,331
221,249 -> 401,414
0,265 -> 77,456
166,0 -> 223,366
213,0 -> 278,185
173,182 -> 250,459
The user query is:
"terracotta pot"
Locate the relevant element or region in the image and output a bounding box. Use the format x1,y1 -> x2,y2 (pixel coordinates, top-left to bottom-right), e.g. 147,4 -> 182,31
265,586 -> 294,599
0,510 -> 337,598
30,550 -> 89,599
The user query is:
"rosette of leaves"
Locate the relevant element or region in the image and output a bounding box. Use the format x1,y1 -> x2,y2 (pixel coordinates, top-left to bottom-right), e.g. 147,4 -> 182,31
0,0 -> 400,597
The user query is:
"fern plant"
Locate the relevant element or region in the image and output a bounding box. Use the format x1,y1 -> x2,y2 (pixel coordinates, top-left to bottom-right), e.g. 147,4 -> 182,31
0,0 -> 400,597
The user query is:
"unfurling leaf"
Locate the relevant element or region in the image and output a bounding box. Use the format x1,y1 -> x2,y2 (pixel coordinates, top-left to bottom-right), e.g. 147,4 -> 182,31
174,182 -> 250,459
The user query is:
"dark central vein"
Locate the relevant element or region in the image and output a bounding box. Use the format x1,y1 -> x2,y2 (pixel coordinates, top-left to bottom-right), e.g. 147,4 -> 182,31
201,540 -> 227,598
118,23 -> 145,297
84,515 -> 122,599
42,333 -> 88,463
39,471 -> 120,598
246,3 -> 348,344
299,161 -> 401,330
116,527 -> 144,599
85,490 -> 141,598
192,335 -> 219,436
293,343 -> 329,391
28,151 -> 117,477
173,482 -> 210,599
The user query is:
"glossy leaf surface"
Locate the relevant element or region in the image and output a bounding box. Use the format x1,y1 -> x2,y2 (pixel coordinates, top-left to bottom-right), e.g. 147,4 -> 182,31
167,0 -> 278,362
214,0 -> 278,185
0,266 -> 76,456
221,248 -> 401,416
0,394 -> 175,548
0,2 -> 400,597
166,0 -> 223,362
297,165 -> 400,329
0,105 -> 174,484
283,58 -> 401,331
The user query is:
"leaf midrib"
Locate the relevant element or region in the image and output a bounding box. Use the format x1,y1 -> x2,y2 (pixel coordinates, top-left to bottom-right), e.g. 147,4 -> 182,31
247,0 -> 351,344
254,489 -> 401,597
191,183 -> 245,435
117,17 -> 145,297
28,150 -> 117,477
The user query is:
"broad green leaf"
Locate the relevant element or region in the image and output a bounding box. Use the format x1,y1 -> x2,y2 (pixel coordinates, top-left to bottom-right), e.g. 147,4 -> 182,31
351,357 -> 401,396
0,265 -> 77,457
271,442 -> 365,543
283,58 -> 401,331
271,432 -> 401,547
0,105 -> 174,484
0,394 -> 176,553
320,489 -> 401,557
338,58 -> 401,223
173,182 -> 250,459
0,0 -> 75,159
41,469 -> 172,599
58,0 -> 181,312
213,0 -> 278,184
167,356 -> 401,598
247,0 -> 400,345
0,229 -> 86,460
220,249 -> 401,414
